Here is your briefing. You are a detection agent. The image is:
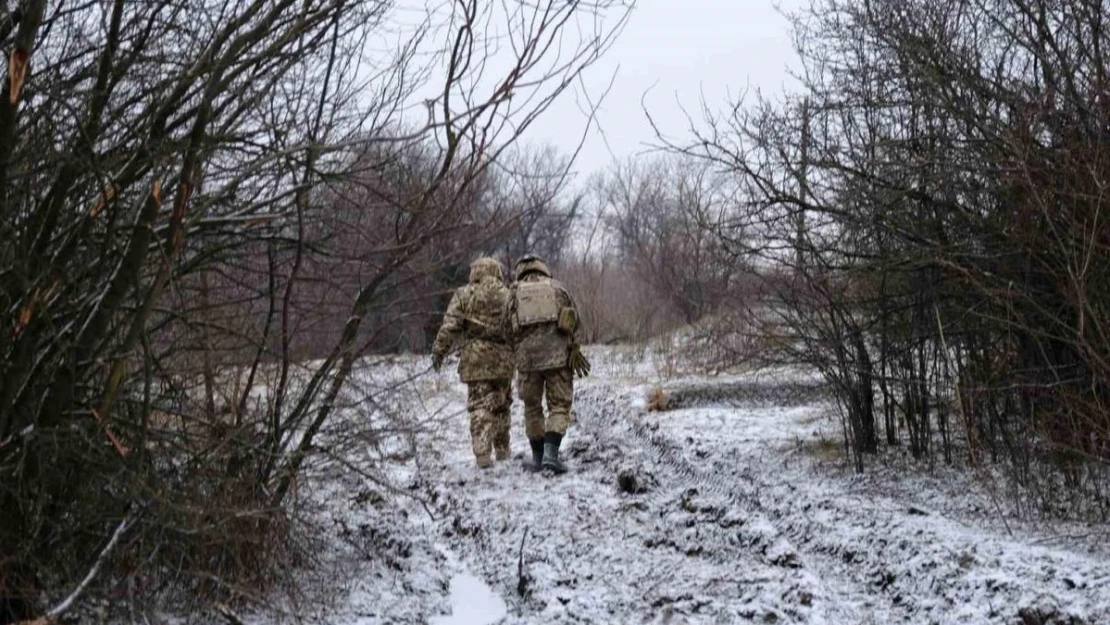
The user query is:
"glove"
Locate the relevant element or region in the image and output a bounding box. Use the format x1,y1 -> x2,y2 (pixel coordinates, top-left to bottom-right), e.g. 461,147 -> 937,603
432,353 -> 444,372
569,343 -> 591,378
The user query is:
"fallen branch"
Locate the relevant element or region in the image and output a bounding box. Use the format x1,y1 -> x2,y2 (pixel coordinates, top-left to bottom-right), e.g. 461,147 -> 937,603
51,513 -> 133,618
18,511 -> 134,624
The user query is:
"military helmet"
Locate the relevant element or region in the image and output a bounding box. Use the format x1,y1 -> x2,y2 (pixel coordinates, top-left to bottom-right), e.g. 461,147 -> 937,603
513,254 -> 551,281
469,256 -> 504,283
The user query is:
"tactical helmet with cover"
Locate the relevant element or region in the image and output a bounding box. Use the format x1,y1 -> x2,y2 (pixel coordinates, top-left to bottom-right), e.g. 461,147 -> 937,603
469,257 -> 504,284
513,254 -> 551,281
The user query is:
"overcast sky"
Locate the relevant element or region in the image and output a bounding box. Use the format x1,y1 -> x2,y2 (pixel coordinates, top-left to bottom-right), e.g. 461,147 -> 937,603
385,1 -> 805,178
521,0 -> 805,176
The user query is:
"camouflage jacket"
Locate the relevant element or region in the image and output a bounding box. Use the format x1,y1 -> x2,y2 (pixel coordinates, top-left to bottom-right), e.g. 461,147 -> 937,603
432,259 -> 514,383
504,274 -> 578,372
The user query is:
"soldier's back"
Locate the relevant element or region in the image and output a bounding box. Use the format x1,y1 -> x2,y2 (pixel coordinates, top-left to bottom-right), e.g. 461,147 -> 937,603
456,277 -> 513,382
511,275 -> 572,372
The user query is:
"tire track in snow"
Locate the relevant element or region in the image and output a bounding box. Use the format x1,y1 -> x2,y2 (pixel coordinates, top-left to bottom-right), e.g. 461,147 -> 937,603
571,380 -> 919,624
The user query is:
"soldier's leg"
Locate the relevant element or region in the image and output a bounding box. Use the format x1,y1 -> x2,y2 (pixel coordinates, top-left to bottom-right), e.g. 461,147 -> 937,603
541,368 -> 574,474
518,372 -> 546,471
543,367 -> 574,434
519,372 -> 546,441
492,379 -> 512,460
467,382 -> 495,468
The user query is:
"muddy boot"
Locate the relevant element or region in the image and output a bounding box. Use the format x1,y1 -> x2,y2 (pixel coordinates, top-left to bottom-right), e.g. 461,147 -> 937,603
522,438 -> 544,473
495,445 -> 511,462
541,431 -> 567,475
476,454 -> 492,469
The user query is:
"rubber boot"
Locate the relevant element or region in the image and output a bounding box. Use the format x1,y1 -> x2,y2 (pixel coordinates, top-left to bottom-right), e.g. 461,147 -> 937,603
476,454 -> 492,469
522,438 -> 544,473
541,431 -> 567,474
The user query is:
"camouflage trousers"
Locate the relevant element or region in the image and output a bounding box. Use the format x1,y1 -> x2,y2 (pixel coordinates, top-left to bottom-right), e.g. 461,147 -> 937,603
519,367 -> 574,440
467,379 -> 512,461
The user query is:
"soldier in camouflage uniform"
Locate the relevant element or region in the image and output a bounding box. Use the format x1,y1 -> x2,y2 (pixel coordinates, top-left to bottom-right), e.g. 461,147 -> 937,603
504,255 -> 580,474
431,257 -> 514,469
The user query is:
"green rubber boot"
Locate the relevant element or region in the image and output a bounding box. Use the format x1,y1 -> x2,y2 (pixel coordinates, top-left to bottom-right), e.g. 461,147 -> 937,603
542,431 -> 567,475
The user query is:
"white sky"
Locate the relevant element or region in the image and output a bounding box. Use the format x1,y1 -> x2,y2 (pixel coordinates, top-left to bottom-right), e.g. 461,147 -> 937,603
522,0 -> 806,175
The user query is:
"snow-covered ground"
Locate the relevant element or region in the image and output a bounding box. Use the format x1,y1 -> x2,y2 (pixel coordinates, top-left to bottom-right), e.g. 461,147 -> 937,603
240,349 -> 1110,625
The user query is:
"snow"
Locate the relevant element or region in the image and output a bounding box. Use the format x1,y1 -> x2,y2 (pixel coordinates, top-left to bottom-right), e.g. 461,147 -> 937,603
210,348 -> 1110,625
428,573 -> 507,625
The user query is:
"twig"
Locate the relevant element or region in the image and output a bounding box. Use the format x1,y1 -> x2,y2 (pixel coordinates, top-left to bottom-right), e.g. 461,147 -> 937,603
978,467 -> 1015,537
936,304 -> 1013,538
1030,530 -> 1110,546
516,526 -> 529,596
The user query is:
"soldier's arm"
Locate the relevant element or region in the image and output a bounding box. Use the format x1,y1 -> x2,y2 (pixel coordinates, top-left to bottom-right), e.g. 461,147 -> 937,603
563,286 -> 591,377
557,284 -> 581,342
431,290 -> 465,358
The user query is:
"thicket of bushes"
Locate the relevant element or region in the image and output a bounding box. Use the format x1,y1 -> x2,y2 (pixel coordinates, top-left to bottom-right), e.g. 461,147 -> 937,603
0,0 -> 631,620
667,0 -> 1110,519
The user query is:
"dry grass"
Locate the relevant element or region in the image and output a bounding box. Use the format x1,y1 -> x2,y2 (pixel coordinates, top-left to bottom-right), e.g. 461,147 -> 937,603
801,436 -> 844,462
646,386 -> 669,412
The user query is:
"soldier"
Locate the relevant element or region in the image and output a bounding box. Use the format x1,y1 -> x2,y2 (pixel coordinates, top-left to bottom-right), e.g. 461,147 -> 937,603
431,257 -> 514,469
504,254 -> 589,474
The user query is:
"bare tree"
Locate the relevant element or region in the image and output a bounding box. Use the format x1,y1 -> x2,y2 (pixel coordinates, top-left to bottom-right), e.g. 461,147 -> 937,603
489,143 -> 581,268
602,156 -> 737,327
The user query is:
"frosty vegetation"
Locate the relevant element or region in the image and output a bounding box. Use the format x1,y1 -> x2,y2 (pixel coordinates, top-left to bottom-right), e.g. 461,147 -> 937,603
0,0 -> 1108,622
